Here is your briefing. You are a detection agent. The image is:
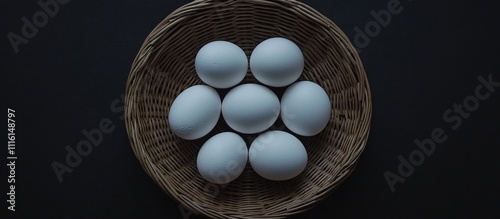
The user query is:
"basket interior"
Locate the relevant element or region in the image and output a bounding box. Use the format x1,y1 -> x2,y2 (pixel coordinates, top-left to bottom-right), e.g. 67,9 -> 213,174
126,0 -> 371,218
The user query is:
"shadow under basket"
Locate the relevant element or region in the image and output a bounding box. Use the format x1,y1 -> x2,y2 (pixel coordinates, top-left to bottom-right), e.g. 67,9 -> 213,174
125,0 -> 372,218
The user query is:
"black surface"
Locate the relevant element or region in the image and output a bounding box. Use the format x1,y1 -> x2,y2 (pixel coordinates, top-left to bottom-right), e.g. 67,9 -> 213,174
3,0 -> 500,218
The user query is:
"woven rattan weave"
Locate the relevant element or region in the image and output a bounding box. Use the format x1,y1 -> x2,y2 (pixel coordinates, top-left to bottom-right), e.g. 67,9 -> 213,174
125,0 -> 371,218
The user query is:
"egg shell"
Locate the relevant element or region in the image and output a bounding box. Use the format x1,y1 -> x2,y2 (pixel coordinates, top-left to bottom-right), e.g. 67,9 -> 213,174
250,37 -> 304,87
222,83 -> 280,134
249,131 -> 308,181
197,132 -> 248,184
195,41 -> 248,89
168,85 -> 221,140
281,81 -> 331,136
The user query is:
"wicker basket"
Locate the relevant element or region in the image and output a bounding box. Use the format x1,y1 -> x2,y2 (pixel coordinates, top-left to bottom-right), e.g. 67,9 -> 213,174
125,0 -> 371,218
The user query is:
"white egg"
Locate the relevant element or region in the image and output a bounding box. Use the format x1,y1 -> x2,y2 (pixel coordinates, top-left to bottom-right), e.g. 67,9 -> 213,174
249,37 -> 304,87
195,41 -> 248,89
222,84 -> 280,134
197,132 -> 248,184
249,131 -> 308,181
281,81 -> 331,136
168,85 -> 221,140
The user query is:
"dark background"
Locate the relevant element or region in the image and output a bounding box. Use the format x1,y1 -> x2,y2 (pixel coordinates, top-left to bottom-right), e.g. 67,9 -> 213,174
2,0 -> 499,218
